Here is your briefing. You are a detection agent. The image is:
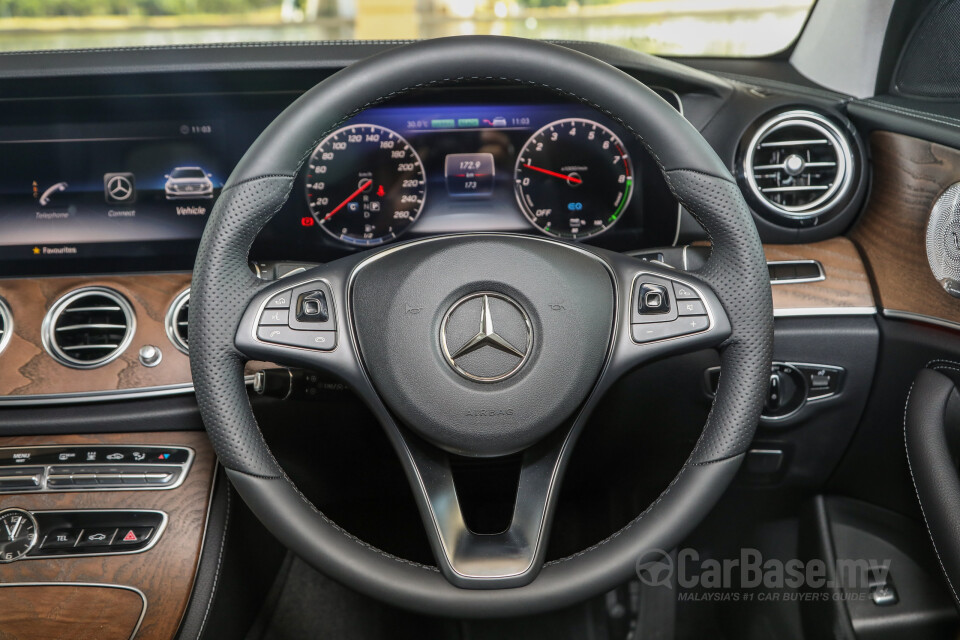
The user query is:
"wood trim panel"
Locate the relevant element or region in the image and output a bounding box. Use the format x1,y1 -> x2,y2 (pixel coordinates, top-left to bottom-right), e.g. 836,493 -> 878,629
851,131 -> 960,324
764,237 -> 875,311
0,274 -> 192,396
0,584 -> 144,640
0,431 -> 215,640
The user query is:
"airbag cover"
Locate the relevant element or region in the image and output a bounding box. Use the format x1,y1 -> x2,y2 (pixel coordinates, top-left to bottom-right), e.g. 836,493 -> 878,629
351,235 -> 614,457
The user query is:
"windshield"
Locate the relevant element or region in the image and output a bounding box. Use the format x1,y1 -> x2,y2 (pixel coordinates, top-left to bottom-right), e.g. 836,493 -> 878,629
170,168 -> 207,179
0,0 -> 815,57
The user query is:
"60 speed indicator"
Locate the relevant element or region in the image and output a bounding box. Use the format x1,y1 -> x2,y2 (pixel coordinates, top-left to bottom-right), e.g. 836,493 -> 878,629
514,118 -> 634,239
305,124 -> 426,246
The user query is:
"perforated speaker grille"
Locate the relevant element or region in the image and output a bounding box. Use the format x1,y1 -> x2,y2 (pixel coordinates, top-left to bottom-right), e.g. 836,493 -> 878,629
895,0 -> 960,98
926,182 -> 960,297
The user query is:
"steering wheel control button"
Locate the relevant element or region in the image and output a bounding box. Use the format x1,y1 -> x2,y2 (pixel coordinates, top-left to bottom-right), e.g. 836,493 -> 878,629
265,290 -> 293,309
259,308 -> 289,326
638,283 -> 670,314
286,282 -> 337,331
295,290 -> 330,323
440,292 -> 533,383
632,276 -> 679,323
632,315 -> 709,343
257,325 -> 336,351
677,299 -> 706,316
673,283 -> 700,300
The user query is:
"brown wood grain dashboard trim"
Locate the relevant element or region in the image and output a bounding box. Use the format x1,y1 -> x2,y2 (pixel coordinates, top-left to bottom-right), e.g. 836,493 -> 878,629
0,583 -> 146,640
763,237 -> 875,314
0,274 -> 193,397
850,130 -> 960,328
0,431 -> 215,640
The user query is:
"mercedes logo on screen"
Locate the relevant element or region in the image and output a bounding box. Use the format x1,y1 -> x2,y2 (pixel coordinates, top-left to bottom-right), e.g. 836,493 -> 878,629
103,172 -> 136,204
440,292 -> 532,383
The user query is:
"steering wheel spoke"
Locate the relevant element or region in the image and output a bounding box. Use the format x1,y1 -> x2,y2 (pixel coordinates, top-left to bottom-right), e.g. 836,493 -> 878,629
396,423 -> 570,589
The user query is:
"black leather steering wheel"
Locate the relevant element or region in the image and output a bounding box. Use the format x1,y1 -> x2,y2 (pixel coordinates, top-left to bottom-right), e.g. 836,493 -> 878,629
190,36 -> 773,617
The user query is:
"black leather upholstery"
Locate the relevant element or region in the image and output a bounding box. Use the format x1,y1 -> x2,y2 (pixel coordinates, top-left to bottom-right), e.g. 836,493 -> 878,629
905,368 -> 960,607
190,36 -> 771,615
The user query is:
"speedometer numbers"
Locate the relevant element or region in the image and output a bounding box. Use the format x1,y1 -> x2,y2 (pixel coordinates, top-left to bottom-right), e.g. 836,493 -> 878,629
514,118 -> 634,239
305,124 -> 426,246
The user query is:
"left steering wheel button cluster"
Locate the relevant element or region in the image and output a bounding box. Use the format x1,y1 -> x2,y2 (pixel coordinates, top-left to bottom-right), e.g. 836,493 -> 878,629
257,281 -> 337,351
631,275 -> 710,344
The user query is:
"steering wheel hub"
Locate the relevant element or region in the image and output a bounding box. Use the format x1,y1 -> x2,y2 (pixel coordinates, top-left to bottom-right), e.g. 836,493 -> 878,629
351,235 -> 615,457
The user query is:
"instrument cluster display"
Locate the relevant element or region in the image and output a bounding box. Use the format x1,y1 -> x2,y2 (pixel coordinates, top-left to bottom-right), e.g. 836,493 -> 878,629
299,103 -> 643,247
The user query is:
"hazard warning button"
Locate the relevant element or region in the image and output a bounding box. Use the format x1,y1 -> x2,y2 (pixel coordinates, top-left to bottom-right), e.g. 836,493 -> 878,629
115,527 -> 153,546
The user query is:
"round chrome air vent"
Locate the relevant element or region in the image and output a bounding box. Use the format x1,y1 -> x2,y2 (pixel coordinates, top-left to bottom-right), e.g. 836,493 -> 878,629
42,287 -> 135,369
0,297 -> 13,357
166,289 -> 190,354
744,110 -> 855,220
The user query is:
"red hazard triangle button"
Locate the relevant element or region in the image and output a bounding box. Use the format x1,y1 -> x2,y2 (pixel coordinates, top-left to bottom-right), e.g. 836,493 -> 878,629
116,527 -> 152,545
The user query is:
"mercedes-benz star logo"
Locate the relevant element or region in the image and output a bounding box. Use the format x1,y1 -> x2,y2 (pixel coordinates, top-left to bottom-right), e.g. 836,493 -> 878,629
440,292 -> 532,383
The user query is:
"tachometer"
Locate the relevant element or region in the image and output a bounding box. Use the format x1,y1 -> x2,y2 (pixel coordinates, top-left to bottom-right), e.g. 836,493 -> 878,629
305,124 -> 426,246
514,118 -> 633,239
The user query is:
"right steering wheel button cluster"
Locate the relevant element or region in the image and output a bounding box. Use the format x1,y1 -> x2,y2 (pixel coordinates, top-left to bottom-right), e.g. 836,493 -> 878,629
256,281 -> 337,351
631,275 -> 710,343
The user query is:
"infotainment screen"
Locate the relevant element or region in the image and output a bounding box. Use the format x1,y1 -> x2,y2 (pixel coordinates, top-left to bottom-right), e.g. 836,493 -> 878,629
0,118 -> 230,274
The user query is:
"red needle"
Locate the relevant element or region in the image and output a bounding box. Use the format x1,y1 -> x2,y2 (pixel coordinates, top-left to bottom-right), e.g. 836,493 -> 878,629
324,179 -> 372,221
523,163 -> 582,184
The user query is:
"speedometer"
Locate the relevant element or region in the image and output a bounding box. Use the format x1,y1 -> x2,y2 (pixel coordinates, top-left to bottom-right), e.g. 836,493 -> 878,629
514,118 -> 634,239
305,124 -> 426,246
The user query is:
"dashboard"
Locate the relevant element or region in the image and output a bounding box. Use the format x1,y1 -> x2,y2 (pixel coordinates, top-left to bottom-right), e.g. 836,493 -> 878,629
0,86 -> 681,278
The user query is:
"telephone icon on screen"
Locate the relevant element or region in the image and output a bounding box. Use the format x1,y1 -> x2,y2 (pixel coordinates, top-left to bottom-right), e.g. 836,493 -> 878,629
39,182 -> 68,206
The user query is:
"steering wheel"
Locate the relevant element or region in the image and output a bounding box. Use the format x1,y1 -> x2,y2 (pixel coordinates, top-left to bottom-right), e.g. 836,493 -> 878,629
190,36 -> 773,618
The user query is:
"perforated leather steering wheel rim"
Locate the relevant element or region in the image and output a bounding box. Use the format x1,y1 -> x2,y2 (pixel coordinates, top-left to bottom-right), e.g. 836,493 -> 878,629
189,36 -> 773,617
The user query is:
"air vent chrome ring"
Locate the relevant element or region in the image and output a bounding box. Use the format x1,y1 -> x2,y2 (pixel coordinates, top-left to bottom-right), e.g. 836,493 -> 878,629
41,287 -> 136,369
0,296 -> 13,357
165,288 -> 190,354
744,110 -> 855,220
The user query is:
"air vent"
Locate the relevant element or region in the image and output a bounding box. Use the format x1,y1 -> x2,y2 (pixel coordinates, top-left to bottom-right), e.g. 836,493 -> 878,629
166,289 -> 190,354
0,297 -> 12,356
744,110 -> 855,219
43,288 -> 135,369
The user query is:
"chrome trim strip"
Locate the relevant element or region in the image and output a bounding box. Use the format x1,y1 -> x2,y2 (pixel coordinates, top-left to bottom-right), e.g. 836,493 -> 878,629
767,259 -> 826,285
0,296 -> 13,357
165,287 -> 190,355
41,286 -> 137,369
0,375 -> 255,407
884,309 -> 960,332
25,509 -> 168,561
0,582 -> 147,640
773,306 -> 876,318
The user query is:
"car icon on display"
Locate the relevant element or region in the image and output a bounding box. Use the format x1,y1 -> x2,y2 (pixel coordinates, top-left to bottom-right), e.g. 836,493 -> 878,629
164,166 -> 214,200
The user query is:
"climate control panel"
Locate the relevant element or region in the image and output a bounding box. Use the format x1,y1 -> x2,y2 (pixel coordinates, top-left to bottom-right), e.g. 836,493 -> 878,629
0,445 -> 192,493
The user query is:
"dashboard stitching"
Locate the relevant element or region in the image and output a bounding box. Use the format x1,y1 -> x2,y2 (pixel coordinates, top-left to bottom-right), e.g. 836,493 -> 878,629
860,99 -> 960,129
0,40 -> 418,56
903,377 -> 960,606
